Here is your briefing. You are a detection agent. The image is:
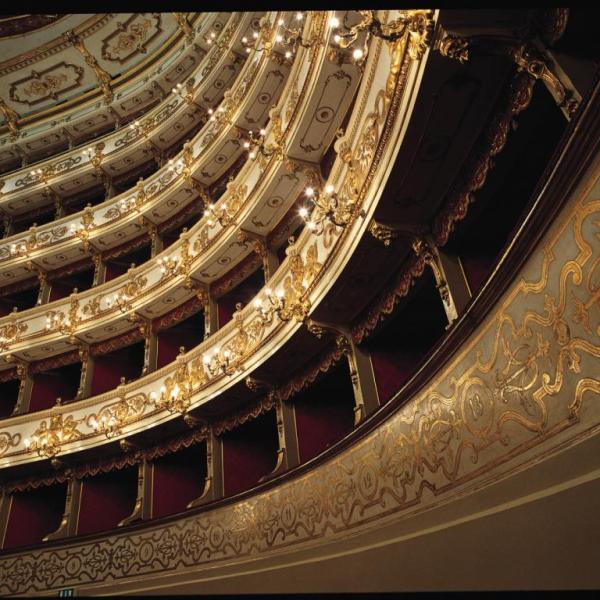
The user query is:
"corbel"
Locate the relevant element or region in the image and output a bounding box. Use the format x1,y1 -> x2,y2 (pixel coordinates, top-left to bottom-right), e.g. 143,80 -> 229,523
433,24 -> 580,120
411,234 -> 471,325
10,357 -> 33,416
43,474 -> 82,540
237,229 -> 280,281
368,219 -> 427,247
119,458 -> 152,525
187,427 -> 224,507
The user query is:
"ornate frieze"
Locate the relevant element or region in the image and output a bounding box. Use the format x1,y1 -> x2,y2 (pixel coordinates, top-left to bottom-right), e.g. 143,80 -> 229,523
1,143 -> 597,595
0,12 -> 404,470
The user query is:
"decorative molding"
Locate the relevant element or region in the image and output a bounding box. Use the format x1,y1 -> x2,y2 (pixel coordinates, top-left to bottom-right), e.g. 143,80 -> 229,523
101,14 -> 162,64
64,29 -> 113,105
1,162 -> 597,593
431,71 -> 535,248
8,62 -> 85,107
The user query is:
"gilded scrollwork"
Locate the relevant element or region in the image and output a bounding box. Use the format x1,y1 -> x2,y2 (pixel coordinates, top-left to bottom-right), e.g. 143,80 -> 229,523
0,314 -> 28,352
0,430 -> 21,457
24,414 -> 84,459
0,16 -> 598,596
88,392 -> 151,439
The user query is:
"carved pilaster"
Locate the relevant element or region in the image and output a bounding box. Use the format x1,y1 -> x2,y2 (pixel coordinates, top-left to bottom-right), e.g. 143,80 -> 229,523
141,217 -> 163,257
75,344 -> 94,400
14,144 -> 29,168
12,360 -> 33,415
44,478 -> 82,541
238,229 -> 280,281
2,215 -> 13,238
268,398 -> 300,477
119,459 -> 152,526
36,269 -> 51,305
204,292 -> 219,338
306,320 -> 380,426
92,252 -> 106,286
187,430 -> 224,507
0,491 -> 11,549
104,180 -> 113,204
140,318 -> 158,376
61,127 -> 76,150
107,105 -> 120,130
412,235 -> 471,325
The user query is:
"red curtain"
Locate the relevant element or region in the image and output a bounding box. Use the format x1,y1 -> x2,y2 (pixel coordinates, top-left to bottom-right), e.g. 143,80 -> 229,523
294,391 -> 355,463
3,484 -> 66,549
77,468 -> 137,536
29,367 -> 81,412
222,412 -> 278,497
152,443 -> 207,518
370,350 -> 421,404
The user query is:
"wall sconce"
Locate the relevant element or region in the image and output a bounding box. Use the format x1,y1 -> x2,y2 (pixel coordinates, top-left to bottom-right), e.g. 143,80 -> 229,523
243,128 -> 283,161
203,346 -> 236,377
330,10 -> 433,63
105,265 -> 146,315
299,185 -> 363,235
69,204 -> 95,252
149,348 -> 201,423
28,165 -> 55,186
275,12 -> 321,58
241,24 -> 272,55
204,201 -> 234,228
204,29 -> 217,45
128,118 -> 152,140
242,13 -> 313,60
207,104 -> 227,123
88,378 -> 136,439
171,79 -> 195,105
118,178 -> 147,216
253,284 -> 309,324
90,413 -> 122,439
9,225 -> 39,258
23,413 -> 83,460
81,143 -> 105,171
44,291 -> 81,343
253,236 -> 316,323
156,232 -> 195,288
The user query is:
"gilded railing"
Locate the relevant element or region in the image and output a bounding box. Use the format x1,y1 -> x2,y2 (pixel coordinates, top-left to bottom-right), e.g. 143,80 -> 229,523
0,13 -> 328,358
0,13 -> 218,146
0,10 -> 430,468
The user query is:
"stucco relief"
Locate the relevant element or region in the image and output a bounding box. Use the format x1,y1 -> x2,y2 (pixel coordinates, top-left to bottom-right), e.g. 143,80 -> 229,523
0,118 -> 598,598
8,62 -> 85,106
101,14 -> 162,64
